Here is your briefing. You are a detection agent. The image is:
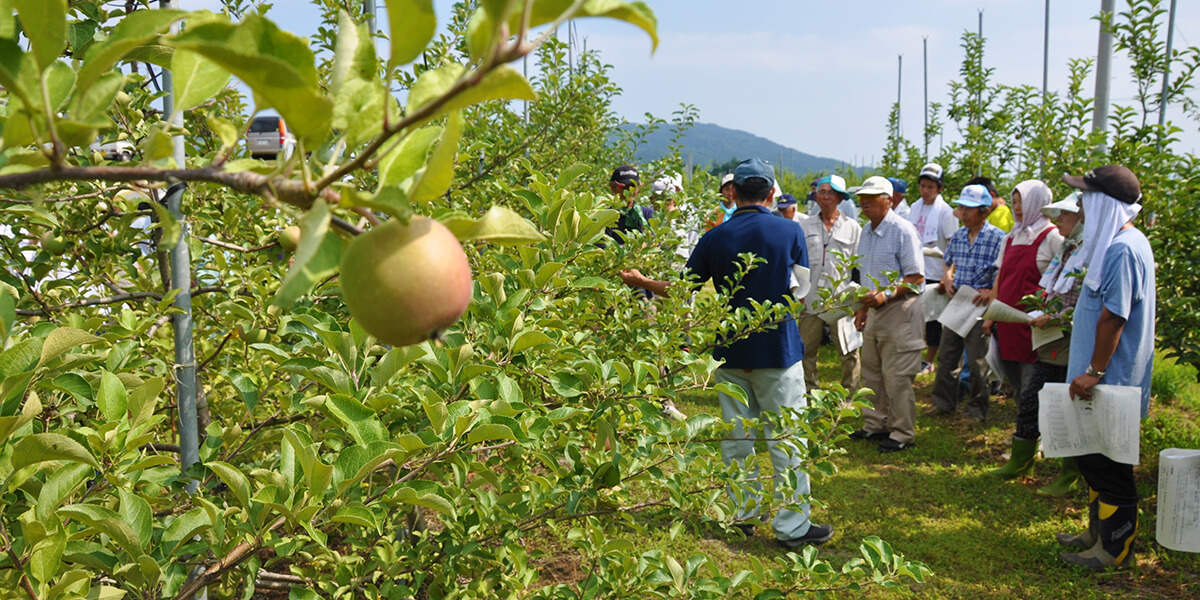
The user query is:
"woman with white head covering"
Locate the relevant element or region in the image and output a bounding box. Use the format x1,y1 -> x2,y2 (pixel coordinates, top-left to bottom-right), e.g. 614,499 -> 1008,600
986,180 -> 1064,479
1054,165 -> 1155,572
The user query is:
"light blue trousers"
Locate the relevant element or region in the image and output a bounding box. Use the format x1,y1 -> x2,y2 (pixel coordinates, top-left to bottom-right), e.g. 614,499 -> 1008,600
715,361 -> 813,540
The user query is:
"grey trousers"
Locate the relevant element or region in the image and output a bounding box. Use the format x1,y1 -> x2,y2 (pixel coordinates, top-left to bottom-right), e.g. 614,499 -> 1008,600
799,314 -> 860,392
931,322 -> 991,420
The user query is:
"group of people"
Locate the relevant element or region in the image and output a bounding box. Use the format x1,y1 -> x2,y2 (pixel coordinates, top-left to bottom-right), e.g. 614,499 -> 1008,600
616,159 -> 1156,571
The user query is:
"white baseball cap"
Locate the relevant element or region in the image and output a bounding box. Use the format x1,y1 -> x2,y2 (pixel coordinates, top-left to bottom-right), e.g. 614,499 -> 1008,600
854,176 -> 893,197
918,163 -> 944,183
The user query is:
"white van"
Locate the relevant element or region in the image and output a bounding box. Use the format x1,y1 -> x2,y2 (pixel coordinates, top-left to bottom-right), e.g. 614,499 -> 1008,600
246,115 -> 296,159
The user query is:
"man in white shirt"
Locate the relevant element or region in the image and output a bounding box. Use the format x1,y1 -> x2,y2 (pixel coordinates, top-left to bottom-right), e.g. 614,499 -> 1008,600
906,163 -> 959,373
798,180 -> 862,391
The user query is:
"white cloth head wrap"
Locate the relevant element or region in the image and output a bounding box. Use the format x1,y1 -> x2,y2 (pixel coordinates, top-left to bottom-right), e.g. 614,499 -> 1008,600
1077,190 -> 1141,292
1009,180 -> 1053,244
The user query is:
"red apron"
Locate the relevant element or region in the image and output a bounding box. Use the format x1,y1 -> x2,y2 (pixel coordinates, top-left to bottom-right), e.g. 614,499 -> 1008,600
995,227 -> 1053,363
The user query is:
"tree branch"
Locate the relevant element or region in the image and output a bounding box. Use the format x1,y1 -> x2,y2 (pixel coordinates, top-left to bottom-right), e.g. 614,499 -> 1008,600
16,285 -> 225,316
171,516 -> 287,600
0,166 -> 339,212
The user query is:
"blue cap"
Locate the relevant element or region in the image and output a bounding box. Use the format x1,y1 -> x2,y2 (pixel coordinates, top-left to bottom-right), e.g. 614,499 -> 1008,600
776,193 -> 798,208
732,158 -> 775,188
888,177 -> 908,194
816,174 -> 850,199
954,184 -> 992,208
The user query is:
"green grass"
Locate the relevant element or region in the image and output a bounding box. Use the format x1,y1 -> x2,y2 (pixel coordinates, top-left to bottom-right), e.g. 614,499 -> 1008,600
640,345 -> 1200,598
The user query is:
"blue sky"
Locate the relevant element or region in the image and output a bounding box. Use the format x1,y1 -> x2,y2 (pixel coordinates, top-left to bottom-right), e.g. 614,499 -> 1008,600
181,0 -> 1200,167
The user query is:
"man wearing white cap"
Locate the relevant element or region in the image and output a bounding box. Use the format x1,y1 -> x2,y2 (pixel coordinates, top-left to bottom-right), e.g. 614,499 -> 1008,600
906,163 -> 960,374
850,176 -> 925,453
927,184 -> 1005,422
798,176 -> 862,391
1055,165 -> 1155,572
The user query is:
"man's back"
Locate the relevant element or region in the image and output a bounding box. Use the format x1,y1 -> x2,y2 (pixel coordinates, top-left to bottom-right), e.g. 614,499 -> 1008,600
687,206 -> 808,369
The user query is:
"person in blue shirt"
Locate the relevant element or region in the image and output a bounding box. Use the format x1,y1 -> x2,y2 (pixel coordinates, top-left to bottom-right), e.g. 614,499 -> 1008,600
619,158 -> 833,550
1056,165 -> 1155,572
927,184 -> 1006,422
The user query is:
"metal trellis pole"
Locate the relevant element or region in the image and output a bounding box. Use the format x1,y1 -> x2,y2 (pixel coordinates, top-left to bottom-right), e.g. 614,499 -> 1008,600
161,0 -> 203,597
1093,0 -> 1116,153
1157,0 -> 1178,150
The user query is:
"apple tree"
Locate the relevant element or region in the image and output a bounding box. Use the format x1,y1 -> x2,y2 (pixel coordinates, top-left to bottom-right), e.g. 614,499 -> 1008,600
0,1 -> 929,598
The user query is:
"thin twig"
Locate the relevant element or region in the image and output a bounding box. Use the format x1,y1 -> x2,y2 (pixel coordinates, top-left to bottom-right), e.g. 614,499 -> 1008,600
194,235 -> 277,253
16,285 -> 225,316
0,520 -> 38,600
171,516 -> 287,600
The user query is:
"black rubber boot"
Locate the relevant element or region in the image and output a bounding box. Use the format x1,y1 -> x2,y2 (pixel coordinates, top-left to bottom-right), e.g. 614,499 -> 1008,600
1060,500 -> 1138,571
1055,487 -> 1098,549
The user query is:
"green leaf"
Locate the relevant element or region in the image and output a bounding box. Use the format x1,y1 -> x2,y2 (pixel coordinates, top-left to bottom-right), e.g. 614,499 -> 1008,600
0,39 -> 29,106
57,504 -> 142,557
324,394 -> 387,445
170,48 -> 230,113
36,462 -> 90,522
160,509 -> 211,557
394,482 -> 456,518
206,114 -> 238,151
715,382 -> 749,405
117,489 -> 152,551
206,461 -> 252,509
77,9 -> 186,95
0,288 -> 14,342
273,202 -> 342,308
406,63 -> 535,124
407,111 -> 462,203
29,525 -> 66,585
514,0 -> 658,51
12,0 -> 66,71
465,423 -> 517,445
0,391 -> 40,443
12,433 -> 100,470
510,329 -> 553,354
67,70 -> 123,127
169,16 -> 331,143
85,586 -> 126,600
550,372 -> 584,398
38,327 -> 102,368
140,126 -> 175,162
377,125 -> 441,188
330,10 -> 360,95
96,370 -> 128,422
443,205 -> 547,245
332,504 -> 380,533
384,0 -> 436,68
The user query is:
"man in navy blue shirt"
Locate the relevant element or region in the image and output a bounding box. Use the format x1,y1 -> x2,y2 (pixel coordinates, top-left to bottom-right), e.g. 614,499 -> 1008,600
619,158 -> 834,549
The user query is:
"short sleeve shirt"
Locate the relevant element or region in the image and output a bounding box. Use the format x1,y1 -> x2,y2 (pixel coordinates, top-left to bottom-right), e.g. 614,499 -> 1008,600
857,210 -> 924,290
1068,228 -> 1156,415
943,223 -> 1005,290
686,206 -> 808,369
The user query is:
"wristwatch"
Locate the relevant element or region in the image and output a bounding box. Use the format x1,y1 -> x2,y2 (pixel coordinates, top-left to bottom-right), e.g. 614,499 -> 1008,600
881,288 -> 894,302
1085,364 -> 1106,379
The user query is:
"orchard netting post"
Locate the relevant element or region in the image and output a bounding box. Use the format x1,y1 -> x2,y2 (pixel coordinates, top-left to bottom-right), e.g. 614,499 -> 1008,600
161,0 -> 204,596
1093,0 -> 1116,153
1157,0 -> 1178,151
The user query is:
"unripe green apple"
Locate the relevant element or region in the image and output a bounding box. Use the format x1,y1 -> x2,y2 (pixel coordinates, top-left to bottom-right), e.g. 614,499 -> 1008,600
236,326 -> 270,344
40,231 -> 68,255
278,226 -> 301,253
339,217 -> 472,347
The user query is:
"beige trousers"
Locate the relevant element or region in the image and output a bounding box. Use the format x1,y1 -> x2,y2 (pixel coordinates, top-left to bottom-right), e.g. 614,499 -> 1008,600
859,295 -> 925,443
798,314 -> 860,392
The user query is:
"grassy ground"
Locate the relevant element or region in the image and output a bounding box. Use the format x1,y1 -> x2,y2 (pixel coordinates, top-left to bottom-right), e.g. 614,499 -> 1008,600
639,346 -> 1200,599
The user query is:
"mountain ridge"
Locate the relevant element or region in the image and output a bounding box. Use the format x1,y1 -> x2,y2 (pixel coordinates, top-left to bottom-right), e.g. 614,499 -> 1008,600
620,122 -> 854,176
